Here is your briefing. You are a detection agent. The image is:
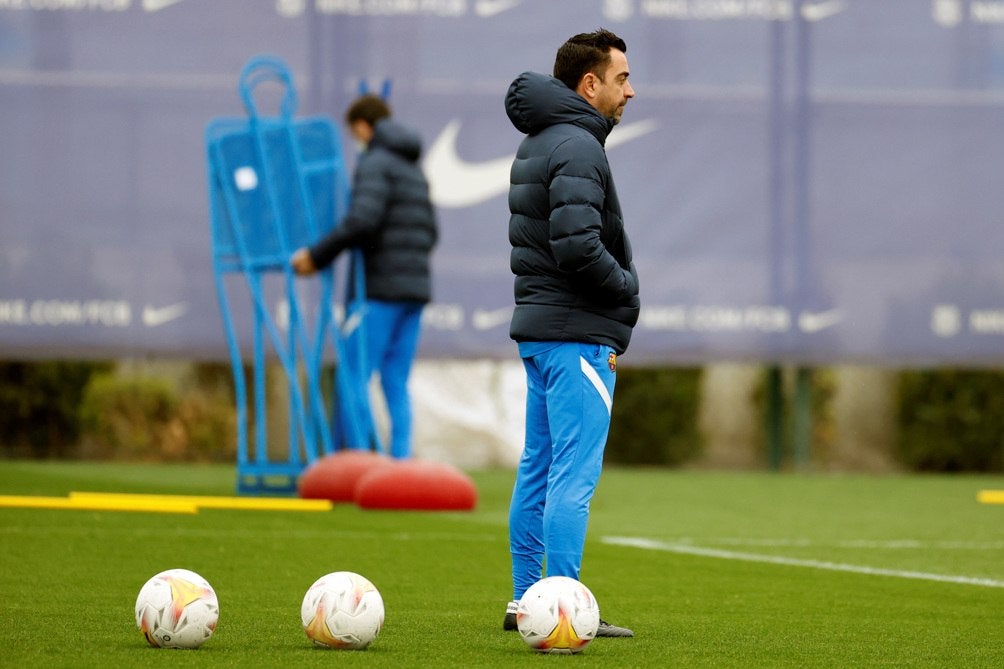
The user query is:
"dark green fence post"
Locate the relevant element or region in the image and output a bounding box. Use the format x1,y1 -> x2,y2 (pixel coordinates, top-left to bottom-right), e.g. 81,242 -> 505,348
793,367 -> 813,469
765,366 -> 785,470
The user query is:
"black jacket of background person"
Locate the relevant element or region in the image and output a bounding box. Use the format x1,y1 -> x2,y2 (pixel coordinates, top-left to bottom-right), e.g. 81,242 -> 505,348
308,118 -> 438,303
505,71 -> 641,355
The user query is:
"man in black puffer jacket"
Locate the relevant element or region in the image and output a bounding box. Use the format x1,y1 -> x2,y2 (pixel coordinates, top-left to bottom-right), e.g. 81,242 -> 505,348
292,95 -> 437,459
502,29 -> 639,639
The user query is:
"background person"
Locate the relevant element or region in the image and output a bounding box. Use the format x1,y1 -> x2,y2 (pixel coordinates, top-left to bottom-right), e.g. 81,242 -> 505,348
291,95 -> 438,460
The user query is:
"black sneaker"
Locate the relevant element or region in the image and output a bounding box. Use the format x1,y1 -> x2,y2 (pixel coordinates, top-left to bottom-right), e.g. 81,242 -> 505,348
596,619 -> 634,637
503,600 -> 518,631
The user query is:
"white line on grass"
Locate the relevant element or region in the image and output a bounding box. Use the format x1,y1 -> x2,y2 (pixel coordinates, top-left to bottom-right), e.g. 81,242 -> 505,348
666,537 -> 1004,550
602,536 -> 1004,589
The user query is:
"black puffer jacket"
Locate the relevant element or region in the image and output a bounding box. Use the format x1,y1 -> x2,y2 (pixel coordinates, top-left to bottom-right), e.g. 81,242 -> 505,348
505,71 -> 640,354
309,118 -> 437,303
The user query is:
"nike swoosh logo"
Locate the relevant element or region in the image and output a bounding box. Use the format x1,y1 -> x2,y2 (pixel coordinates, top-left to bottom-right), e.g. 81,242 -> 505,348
142,302 -> 188,327
425,118 -> 658,209
798,308 -> 842,333
143,0 -> 186,12
471,306 -> 512,330
474,0 -> 523,17
801,0 -> 846,22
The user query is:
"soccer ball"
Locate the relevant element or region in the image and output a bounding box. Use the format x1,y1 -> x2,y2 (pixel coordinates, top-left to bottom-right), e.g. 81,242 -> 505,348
516,576 -> 600,654
301,571 -> 384,650
134,568 -> 219,649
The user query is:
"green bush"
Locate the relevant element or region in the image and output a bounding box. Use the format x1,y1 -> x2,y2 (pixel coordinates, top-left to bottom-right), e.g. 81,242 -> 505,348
0,360 -> 112,458
606,366 -> 703,466
78,364 -> 238,462
896,369 -> 1004,472
180,363 -> 239,462
78,372 -> 179,459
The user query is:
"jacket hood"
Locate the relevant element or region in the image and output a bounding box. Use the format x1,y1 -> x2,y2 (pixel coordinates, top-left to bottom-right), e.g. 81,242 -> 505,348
370,118 -> 422,162
505,71 -> 614,145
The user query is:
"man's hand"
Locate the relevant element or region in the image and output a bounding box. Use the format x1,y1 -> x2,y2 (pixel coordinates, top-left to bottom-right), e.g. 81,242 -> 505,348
290,247 -> 317,276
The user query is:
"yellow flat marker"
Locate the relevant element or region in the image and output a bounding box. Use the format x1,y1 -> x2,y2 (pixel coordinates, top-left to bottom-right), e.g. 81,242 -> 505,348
69,491 -> 333,512
977,490 -> 1004,505
0,494 -> 198,514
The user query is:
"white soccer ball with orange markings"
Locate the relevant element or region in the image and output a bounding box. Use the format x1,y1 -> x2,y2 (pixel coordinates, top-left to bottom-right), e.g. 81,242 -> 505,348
301,571 -> 384,650
135,568 -> 219,649
517,576 -> 600,654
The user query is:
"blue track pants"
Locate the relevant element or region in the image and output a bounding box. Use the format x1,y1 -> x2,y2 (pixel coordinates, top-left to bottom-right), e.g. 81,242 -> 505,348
508,341 -> 617,601
363,300 -> 424,459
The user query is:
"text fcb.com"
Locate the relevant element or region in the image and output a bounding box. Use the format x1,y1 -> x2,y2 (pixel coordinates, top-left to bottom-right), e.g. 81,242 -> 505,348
0,299 -> 131,327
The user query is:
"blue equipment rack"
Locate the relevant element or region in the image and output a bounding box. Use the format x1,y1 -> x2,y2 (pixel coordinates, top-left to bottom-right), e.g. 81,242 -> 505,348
205,55 -> 378,494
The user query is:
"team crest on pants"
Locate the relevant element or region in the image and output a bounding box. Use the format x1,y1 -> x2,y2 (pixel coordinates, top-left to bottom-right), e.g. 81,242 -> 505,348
607,352 -> 617,372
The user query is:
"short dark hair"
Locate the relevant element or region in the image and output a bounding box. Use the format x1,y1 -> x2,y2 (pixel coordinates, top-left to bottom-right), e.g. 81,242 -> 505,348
553,28 -> 628,91
345,94 -> 391,127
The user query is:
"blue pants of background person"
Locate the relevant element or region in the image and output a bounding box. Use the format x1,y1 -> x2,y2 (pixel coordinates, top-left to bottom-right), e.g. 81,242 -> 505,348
362,299 -> 424,459
508,341 -> 616,600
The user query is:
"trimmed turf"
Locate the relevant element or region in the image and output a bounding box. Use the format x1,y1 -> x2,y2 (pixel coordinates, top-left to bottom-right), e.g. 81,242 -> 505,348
1,460 -> 1002,668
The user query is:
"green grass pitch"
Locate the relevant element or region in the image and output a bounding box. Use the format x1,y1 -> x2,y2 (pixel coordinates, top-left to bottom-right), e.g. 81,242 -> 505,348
1,460 -> 1002,668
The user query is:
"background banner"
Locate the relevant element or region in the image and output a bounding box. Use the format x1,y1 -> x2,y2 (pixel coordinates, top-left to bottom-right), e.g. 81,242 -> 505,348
2,0 -> 1003,365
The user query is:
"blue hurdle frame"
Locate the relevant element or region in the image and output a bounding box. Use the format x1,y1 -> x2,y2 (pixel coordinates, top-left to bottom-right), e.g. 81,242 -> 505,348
205,55 -> 378,494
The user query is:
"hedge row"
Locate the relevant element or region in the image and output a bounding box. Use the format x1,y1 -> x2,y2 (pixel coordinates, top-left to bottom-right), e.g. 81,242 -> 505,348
0,361 -> 235,462
1,361 -> 1002,472
896,369 -> 1004,471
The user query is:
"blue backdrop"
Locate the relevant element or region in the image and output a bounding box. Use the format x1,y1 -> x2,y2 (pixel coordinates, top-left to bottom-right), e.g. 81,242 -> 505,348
2,0 -> 1003,365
